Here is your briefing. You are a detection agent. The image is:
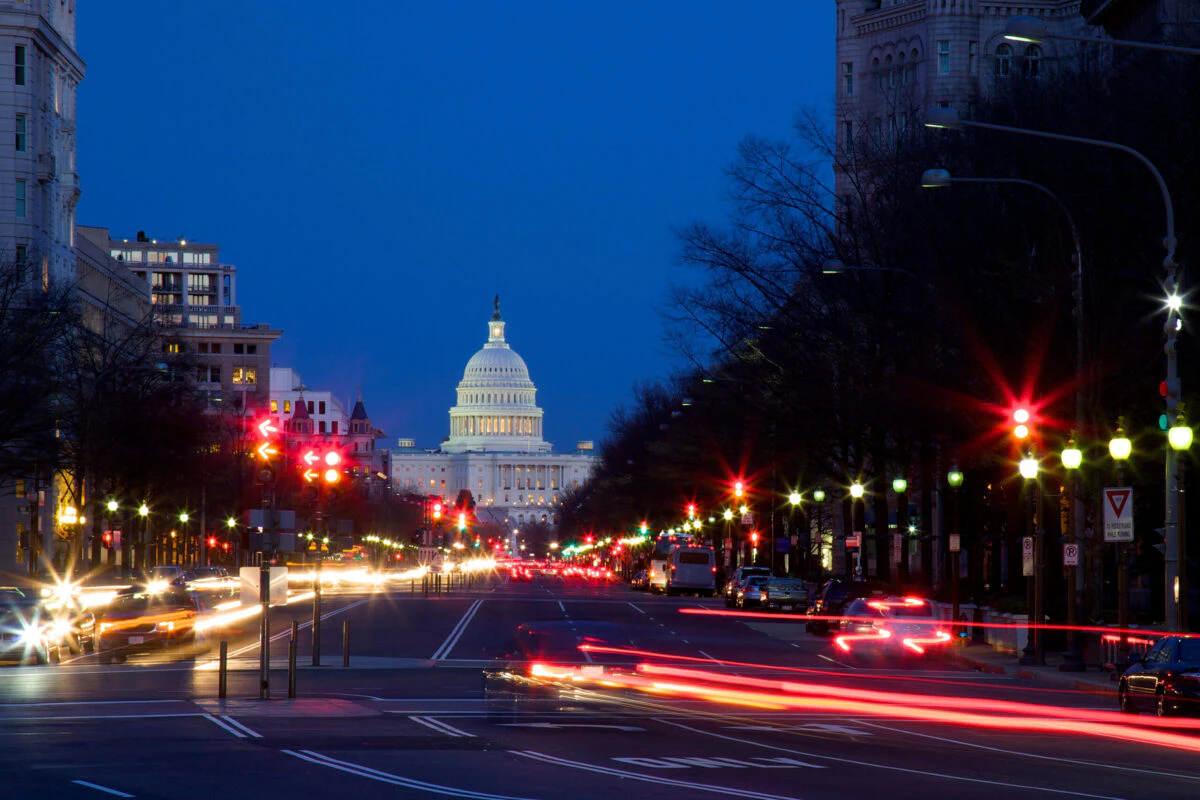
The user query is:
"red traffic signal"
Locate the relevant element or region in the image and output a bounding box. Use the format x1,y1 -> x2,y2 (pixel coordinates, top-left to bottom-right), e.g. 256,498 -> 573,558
432,502 -> 443,520
750,532 -> 760,545
207,536 -> 217,548
686,503 -> 696,518
254,417 -> 279,461
733,481 -> 745,498
1011,406 -> 1032,440
101,531 -> 113,549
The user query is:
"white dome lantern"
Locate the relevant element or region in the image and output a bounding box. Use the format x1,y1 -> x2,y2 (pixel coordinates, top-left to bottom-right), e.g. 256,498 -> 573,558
443,297 -> 550,454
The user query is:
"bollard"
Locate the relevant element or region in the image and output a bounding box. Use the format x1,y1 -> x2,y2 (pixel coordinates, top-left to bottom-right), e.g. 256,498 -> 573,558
218,640 -> 228,699
411,578 -> 416,596
423,576 -> 429,597
288,620 -> 298,698
342,620 -> 350,667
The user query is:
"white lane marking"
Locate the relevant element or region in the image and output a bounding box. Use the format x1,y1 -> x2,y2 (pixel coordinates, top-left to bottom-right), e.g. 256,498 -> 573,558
432,599 -> 484,660
698,650 -> 720,662
283,749 -> 536,799
558,601 -> 567,614
0,699 -> 184,708
858,720 -> 1200,782
203,713 -> 250,738
511,750 -> 804,800
226,598 -> 369,659
70,780 -> 134,798
817,654 -> 855,669
657,720 -> 1126,800
0,713 -> 201,722
628,602 -> 646,614
409,715 -> 476,738
220,716 -> 262,738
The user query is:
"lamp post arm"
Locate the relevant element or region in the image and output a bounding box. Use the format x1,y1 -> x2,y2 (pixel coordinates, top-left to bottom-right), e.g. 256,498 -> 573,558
1047,31 -> 1200,57
958,119 -> 1176,262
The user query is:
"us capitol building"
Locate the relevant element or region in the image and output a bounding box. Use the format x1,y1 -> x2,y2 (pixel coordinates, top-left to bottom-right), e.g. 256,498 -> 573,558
389,299 -> 597,528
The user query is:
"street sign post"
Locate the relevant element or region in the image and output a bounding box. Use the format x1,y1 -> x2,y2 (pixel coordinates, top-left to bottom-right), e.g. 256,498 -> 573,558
948,533 -> 961,553
1063,542 -> 1080,567
1103,487 -> 1134,543
1022,536 -> 1034,577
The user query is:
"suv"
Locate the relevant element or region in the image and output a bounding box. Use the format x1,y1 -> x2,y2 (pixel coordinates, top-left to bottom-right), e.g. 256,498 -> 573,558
805,579 -> 880,635
724,566 -> 771,607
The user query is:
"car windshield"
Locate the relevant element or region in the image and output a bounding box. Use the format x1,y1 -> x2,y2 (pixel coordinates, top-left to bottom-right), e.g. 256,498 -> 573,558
766,579 -> 805,591
110,590 -> 191,611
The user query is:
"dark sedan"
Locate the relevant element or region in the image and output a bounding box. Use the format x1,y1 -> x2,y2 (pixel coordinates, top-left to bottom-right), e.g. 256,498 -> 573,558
1118,636 -> 1200,717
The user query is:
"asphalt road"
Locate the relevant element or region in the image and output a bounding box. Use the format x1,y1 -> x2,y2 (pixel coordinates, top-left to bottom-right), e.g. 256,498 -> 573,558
1,573 -> 1197,799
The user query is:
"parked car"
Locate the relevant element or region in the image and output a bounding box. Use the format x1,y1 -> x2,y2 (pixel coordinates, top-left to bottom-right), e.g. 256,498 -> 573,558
96,585 -> 199,663
805,579 -> 880,635
724,566 -> 771,607
630,570 -> 649,591
736,575 -> 771,609
758,578 -> 809,612
0,587 -> 61,665
1118,636 -> 1200,717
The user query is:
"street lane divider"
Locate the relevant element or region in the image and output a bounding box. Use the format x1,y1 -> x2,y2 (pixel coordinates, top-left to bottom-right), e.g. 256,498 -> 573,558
281,749 -> 535,799
431,599 -> 484,661
409,715 -> 476,738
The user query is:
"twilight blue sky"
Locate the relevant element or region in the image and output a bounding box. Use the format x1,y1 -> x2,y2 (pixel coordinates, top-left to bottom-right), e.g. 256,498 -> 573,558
76,2 -> 834,449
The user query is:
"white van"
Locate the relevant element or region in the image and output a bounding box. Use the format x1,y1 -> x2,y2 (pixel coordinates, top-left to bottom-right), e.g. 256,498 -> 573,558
666,546 -> 717,596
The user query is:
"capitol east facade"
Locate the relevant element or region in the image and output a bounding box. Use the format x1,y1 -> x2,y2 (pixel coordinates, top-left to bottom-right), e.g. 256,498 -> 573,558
389,300 -> 597,527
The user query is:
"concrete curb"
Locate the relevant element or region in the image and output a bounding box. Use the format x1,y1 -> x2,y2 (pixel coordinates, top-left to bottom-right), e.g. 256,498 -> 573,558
946,649 -> 1116,697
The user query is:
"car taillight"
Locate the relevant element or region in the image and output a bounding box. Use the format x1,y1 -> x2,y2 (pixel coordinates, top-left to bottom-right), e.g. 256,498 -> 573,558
99,622 -> 113,634
760,592 -> 768,602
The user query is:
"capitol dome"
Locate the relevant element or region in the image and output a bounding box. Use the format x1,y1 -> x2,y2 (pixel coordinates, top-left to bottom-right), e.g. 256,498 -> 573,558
443,298 -> 550,454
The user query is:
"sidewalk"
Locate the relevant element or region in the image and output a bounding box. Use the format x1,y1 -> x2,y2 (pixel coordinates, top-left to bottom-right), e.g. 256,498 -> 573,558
943,642 -> 1118,697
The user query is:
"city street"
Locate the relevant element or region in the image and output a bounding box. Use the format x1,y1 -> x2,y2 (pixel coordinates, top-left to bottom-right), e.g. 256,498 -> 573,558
1,573 -> 1197,800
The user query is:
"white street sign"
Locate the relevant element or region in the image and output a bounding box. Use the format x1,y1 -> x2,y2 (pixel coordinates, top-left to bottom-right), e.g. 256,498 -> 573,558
892,532 -> 902,562
1021,536 -> 1034,577
1063,542 -> 1080,566
1103,487 -> 1134,543
948,533 -> 960,553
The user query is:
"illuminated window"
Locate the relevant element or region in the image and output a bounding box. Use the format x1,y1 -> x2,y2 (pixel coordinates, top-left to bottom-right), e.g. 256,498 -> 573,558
283,400 -> 291,413
164,342 -> 181,354
270,399 -> 278,413
232,367 -> 245,384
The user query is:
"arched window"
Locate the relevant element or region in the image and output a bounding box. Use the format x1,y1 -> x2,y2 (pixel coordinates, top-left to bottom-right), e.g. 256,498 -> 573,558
873,57 -> 881,89
1023,45 -> 1041,78
996,43 -> 1012,78
885,55 -> 894,87
898,52 -> 907,85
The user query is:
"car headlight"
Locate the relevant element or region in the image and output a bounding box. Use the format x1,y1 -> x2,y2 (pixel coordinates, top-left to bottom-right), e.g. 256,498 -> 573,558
98,622 -> 113,634
17,625 -> 44,645
155,621 -> 175,633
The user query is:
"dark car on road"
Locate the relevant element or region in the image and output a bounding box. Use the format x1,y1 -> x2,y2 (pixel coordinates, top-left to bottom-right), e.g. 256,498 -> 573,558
724,566 -> 771,607
759,578 -> 808,612
736,575 -> 771,609
1118,636 -> 1200,717
0,587 -> 61,665
96,585 -> 199,663
630,570 -> 649,591
805,579 -> 880,635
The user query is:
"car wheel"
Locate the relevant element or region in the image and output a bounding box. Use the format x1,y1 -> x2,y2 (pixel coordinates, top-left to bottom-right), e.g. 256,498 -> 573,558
48,645 -> 61,665
1118,683 -> 1137,714
1156,690 -> 1175,718
84,636 -> 95,654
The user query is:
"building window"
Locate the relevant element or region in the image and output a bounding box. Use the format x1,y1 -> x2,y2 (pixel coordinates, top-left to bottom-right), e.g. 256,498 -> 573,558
307,401 -> 314,414
841,120 -> 853,154
937,40 -> 950,74
15,244 -> 26,265
886,55 -> 894,87
14,45 -> 25,86
164,342 -> 181,354
270,399 -> 278,413
898,52 -> 907,85
211,343 -> 221,354
1023,45 -> 1041,78
15,113 -> 26,151
319,420 -> 326,433
209,367 -> 221,383
233,343 -> 244,354
969,41 -> 978,75
247,344 -> 257,354
332,421 -> 338,434
319,401 -> 326,414
232,368 -> 244,384
283,400 -> 291,413
996,44 -> 1012,78
15,180 -> 25,218
842,61 -> 853,95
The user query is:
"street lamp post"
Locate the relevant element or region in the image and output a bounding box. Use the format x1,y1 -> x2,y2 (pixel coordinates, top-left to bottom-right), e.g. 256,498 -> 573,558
1061,439 -> 1086,671
811,489 -> 826,576
138,503 -> 150,573
105,499 -> 118,568
849,481 -> 865,580
1003,14 -> 1200,57
1110,423 -> 1132,666
1168,412 -> 1193,631
926,106 -> 1183,629
1018,451 -> 1044,665
947,469 -> 964,629
893,478 -> 909,589
788,492 -> 802,577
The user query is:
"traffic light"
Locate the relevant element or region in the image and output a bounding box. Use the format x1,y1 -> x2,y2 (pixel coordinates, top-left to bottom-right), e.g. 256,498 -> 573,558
432,501 -> 443,521
1160,379 -> 1181,430
207,536 -> 217,548
302,447 -> 344,484
323,450 -> 342,484
733,481 -> 745,498
457,512 -> 467,532
750,532 -> 759,546
253,416 -> 279,484
102,531 -> 113,549
1011,407 -> 1031,440
686,503 -> 696,519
